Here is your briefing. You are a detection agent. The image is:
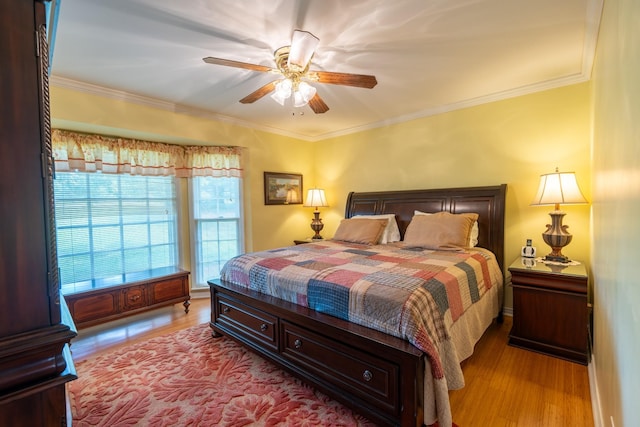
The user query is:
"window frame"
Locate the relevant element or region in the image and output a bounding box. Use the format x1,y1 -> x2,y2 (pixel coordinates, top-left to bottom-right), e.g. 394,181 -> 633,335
188,176 -> 244,289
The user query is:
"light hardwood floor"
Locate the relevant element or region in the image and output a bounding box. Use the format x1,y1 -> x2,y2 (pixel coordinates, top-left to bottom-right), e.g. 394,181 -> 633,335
69,295 -> 211,362
70,297 -> 593,426
449,317 -> 593,427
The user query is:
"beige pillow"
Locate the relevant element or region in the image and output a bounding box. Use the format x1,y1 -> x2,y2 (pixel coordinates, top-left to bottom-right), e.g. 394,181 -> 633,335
332,218 -> 389,245
403,212 -> 479,250
414,210 -> 480,247
353,214 -> 401,243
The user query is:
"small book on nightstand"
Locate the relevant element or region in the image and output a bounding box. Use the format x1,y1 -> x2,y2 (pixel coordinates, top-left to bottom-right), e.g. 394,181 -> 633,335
293,238 -> 313,245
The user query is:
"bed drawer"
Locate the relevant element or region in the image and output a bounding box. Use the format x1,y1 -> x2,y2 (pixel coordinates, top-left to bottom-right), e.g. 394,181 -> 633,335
215,294 -> 279,352
281,321 -> 399,415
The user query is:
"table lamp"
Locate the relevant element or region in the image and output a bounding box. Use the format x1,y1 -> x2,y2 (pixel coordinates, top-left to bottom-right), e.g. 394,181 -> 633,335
303,188 -> 328,239
530,168 -> 588,263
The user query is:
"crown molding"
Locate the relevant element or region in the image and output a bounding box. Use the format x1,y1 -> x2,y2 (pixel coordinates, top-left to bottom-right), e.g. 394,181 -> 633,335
51,71 -> 591,143
581,0 -> 604,79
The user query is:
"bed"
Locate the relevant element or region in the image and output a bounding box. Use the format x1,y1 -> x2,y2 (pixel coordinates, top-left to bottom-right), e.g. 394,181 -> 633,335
209,184 -> 506,427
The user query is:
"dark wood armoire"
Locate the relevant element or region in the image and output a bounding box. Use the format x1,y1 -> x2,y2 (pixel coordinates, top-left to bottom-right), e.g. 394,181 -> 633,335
0,1 -> 77,425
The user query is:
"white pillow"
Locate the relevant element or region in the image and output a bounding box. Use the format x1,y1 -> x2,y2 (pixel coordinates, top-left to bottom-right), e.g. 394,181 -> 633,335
353,214 -> 401,244
413,210 -> 479,247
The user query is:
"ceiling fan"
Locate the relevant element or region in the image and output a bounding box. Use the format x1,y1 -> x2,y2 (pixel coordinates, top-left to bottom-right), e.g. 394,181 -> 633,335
203,30 -> 377,114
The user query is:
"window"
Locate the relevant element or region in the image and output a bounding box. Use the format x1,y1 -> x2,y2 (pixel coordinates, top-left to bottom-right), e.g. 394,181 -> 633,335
51,129 -> 244,294
54,172 -> 179,294
190,176 -> 243,288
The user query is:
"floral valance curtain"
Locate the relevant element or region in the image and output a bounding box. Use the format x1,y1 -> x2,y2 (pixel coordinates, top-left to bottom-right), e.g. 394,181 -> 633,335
51,129 -> 243,178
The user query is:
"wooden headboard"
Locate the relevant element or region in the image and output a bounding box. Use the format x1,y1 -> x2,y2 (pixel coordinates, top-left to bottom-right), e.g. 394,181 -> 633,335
345,184 -> 507,269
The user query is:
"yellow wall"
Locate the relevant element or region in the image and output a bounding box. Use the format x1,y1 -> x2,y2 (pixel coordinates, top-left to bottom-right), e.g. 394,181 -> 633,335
591,0 -> 640,425
51,81 -> 591,309
316,83 -> 592,307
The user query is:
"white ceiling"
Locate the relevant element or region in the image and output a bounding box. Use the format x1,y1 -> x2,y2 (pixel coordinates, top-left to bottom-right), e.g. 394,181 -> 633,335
51,0 -> 602,141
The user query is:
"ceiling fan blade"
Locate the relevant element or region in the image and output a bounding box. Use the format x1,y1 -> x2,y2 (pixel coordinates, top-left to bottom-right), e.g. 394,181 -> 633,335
203,57 -> 274,73
308,93 -> 329,114
310,71 -> 378,89
288,30 -> 319,71
239,80 -> 278,104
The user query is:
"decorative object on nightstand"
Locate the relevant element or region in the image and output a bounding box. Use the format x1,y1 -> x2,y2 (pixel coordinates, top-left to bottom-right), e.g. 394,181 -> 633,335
508,257 -> 589,364
293,239 -> 313,245
530,168 -> 588,263
520,239 -> 537,258
303,188 -> 329,239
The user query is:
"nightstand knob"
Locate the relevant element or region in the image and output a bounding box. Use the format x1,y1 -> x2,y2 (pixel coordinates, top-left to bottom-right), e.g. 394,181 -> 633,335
363,370 -> 373,382
294,339 -> 302,349
260,323 -> 268,332
222,306 -> 230,314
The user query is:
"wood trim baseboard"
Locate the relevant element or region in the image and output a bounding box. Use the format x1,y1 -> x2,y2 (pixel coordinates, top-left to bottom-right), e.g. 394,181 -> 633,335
588,355 -> 605,427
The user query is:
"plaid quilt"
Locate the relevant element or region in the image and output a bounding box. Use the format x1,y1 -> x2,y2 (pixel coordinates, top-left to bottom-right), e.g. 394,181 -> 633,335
220,240 -> 503,381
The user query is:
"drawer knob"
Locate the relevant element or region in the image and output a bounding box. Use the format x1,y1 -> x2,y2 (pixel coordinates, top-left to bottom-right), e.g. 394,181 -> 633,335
222,306 -> 230,314
260,323 -> 268,332
363,370 -> 373,382
294,339 -> 302,349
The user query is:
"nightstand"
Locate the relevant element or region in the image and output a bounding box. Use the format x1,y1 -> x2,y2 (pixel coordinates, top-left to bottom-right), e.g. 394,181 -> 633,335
508,257 -> 589,364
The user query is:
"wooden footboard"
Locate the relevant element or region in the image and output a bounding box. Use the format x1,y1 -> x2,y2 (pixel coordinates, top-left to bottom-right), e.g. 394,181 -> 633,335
209,279 -> 425,427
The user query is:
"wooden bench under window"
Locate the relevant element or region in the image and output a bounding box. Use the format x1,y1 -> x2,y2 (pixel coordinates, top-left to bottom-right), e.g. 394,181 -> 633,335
64,267 -> 190,328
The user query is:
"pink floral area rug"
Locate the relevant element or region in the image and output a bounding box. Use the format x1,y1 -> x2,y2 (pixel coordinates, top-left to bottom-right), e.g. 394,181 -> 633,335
68,323 -> 379,426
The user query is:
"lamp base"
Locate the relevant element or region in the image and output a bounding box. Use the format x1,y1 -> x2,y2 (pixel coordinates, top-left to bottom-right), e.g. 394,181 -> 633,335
541,210 -> 573,263
310,210 -> 324,240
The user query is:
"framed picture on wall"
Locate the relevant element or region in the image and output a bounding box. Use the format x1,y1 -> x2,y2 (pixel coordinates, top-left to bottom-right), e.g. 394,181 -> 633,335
264,172 -> 303,205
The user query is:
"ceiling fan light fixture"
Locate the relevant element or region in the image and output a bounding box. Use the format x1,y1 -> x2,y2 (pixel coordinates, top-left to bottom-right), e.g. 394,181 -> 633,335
271,79 -> 293,105
276,78 -> 293,96
288,30 -> 319,72
271,90 -> 288,106
293,82 -> 317,107
298,81 -> 316,102
293,90 -> 306,108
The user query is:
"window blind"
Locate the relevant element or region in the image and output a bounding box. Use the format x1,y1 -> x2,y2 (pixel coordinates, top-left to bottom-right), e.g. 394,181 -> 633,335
54,172 -> 179,294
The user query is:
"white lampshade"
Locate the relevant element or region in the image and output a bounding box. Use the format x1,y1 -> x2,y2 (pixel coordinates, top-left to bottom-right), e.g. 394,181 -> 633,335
288,30 -> 319,72
293,81 -> 317,108
303,188 -> 328,208
293,83 -> 316,107
293,90 -> 305,108
531,169 -> 588,208
270,79 -> 292,106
